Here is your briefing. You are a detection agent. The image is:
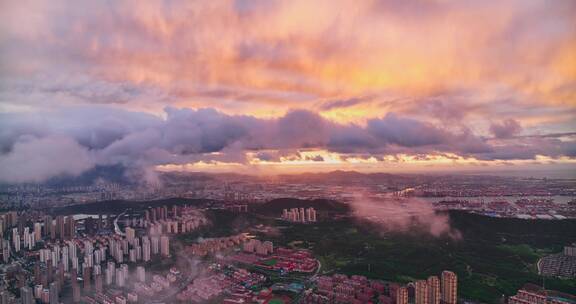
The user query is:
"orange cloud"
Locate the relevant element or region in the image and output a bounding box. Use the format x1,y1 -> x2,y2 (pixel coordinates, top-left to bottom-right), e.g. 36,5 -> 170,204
3,0 -> 569,122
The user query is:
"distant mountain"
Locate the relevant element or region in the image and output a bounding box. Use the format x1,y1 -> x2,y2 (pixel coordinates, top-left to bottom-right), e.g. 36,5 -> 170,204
254,197 -> 351,216
275,170 -> 418,185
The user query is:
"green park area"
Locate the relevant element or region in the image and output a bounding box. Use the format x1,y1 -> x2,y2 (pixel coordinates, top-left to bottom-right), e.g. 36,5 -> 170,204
262,258 -> 278,266
175,209 -> 576,303
260,212 -> 576,303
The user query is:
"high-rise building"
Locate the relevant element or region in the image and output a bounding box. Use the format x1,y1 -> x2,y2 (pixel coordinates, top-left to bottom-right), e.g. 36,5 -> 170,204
34,222 -> 42,242
1,290 -> 11,304
1,239 -> 10,263
162,206 -> 168,220
121,264 -> 128,279
306,208 -> 317,222
142,237 -> 151,262
57,263 -> 65,291
49,282 -> 58,304
160,236 -> 170,256
71,274 -> 80,303
66,216 -> 75,239
20,286 -> 34,304
121,239 -> 129,255
97,214 -> 103,231
83,266 -> 91,292
44,216 -> 52,238
68,241 -> 77,260
282,207 -> 317,223
396,286 -> 408,304
415,280 -> 429,304
115,268 -> 125,287
151,209 -> 157,222
135,246 -> 142,261
263,241 -> 274,254
94,274 -> 103,293
56,216 -> 65,240
126,227 -> 135,245
106,262 -> 115,285
151,237 -> 159,255
441,271 -> 457,304
427,276 -> 441,304
34,285 -> 43,300
136,266 -> 146,282
12,228 -> 20,252
129,249 -> 136,262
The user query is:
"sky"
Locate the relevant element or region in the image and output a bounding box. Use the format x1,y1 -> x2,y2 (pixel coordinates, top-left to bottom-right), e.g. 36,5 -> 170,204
0,0 -> 575,183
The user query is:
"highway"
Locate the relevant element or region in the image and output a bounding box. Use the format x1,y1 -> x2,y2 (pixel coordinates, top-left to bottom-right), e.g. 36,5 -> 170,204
113,209 -> 129,236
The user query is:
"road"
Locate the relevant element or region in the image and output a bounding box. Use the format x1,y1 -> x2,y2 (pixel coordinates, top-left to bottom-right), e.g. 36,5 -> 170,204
114,209 -> 129,236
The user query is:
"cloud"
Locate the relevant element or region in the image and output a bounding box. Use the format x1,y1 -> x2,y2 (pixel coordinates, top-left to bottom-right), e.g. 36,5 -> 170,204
367,113 -> 449,147
349,193 -> 461,239
490,119 -> 522,138
0,0 -> 574,124
305,155 -> 324,162
318,96 -> 375,111
0,105 -> 573,183
0,1 -> 573,182
0,136 -> 94,183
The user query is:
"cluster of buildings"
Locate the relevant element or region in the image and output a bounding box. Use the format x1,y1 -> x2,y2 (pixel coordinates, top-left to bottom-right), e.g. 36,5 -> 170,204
231,241 -> 318,274
243,239 -> 274,256
281,207 -> 317,223
256,248 -> 317,273
508,285 -> 575,304
132,268 -> 179,296
539,244 -> 576,278
402,176 -> 576,198
140,205 -> 207,236
176,265 -> 274,303
176,273 -> 232,302
0,212 -> 76,263
188,234 -> 248,256
432,198 -> 576,219
304,271 -> 457,304
0,204 -> 207,304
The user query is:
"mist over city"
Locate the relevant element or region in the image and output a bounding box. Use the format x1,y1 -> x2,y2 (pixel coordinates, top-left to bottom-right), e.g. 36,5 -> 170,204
0,1 -> 575,304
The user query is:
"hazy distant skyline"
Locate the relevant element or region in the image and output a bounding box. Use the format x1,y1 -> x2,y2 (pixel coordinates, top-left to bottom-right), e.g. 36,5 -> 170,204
0,0 -> 575,182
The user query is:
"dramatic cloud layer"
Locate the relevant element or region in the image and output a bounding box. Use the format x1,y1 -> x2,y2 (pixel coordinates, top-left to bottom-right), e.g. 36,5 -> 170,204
0,106 -> 574,183
0,0 -> 575,181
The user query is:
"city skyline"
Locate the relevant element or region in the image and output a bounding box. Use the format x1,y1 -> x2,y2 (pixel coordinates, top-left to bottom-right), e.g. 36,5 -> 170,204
0,0 -> 575,183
